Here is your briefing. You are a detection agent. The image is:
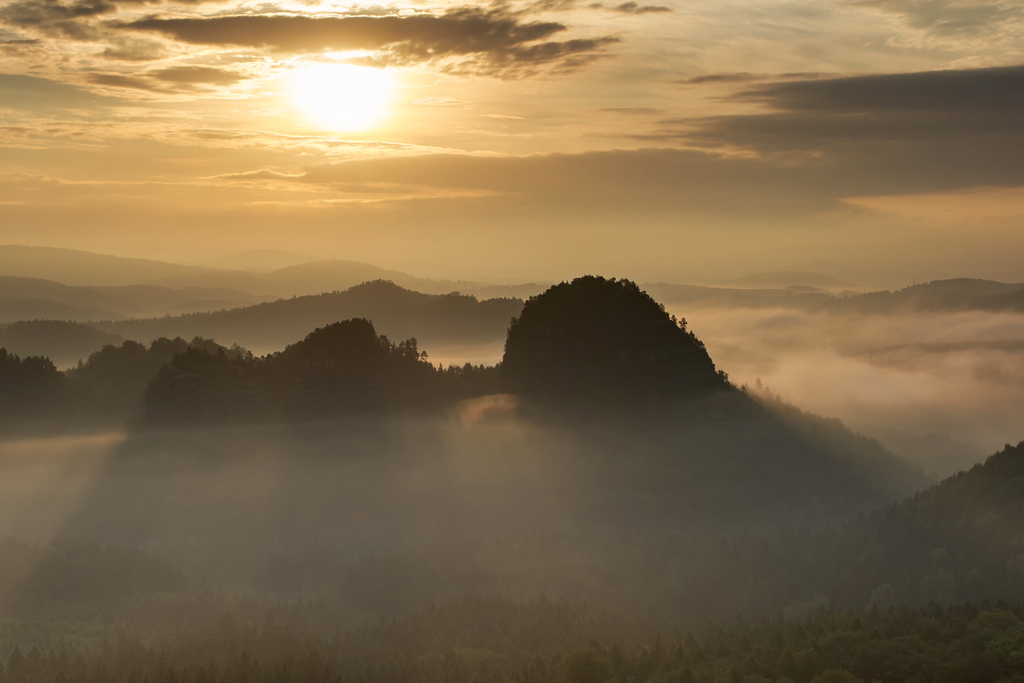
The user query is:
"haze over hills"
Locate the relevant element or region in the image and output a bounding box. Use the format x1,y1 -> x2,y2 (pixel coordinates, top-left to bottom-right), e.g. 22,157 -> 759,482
0,245 -> 221,288
0,245 -> 546,302
0,273 -> 1018,681
688,440 -> 1024,616
93,280 -> 524,355
200,249 -> 316,272
0,321 -> 123,369
0,277 -> 929,601
645,277 -> 1024,313
4,245 -> 1020,323
0,246 -> 1019,479
3,272 -> 1022,374
718,271 -> 850,290
264,259 -> 547,299
0,276 -> 266,322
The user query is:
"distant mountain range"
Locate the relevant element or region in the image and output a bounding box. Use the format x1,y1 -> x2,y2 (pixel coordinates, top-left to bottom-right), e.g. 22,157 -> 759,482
0,275 -> 265,322
93,280 -> 523,356
717,270 -> 850,290
646,277 -> 1024,313
0,245 -> 1022,369
0,245 -> 547,303
0,320 -> 123,368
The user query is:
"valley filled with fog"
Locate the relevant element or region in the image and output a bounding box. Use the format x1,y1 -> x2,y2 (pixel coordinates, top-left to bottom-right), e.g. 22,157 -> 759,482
675,307 -> 1024,476
0,251 -> 1020,683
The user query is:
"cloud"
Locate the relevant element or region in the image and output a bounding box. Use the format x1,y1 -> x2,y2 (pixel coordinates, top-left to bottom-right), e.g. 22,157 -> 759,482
414,96 -> 470,106
677,72 -> 826,85
122,9 -> 619,77
296,148 -> 852,216
599,107 -> 661,114
87,65 -> 242,92
683,65 -> 1024,154
210,168 -> 304,180
848,0 -> 1024,37
150,65 -> 242,85
99,35 -> 166,60
0,72 -> 115,110
0,0 -> 116,38
735,64 -> 1024,114
597,2 -> 672,14
527,0 -> 670,13
624,65 -> 1024,197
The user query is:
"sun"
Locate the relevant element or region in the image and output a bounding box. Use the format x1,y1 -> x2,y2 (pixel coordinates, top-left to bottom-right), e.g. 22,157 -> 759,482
289,63 -> 393,132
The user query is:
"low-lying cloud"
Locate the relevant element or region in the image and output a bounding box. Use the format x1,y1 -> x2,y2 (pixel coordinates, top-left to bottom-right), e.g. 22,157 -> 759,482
670,305 -> 1024,476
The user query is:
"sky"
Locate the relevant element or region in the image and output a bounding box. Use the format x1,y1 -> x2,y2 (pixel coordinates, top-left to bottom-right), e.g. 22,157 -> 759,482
1,0 -> 1024,281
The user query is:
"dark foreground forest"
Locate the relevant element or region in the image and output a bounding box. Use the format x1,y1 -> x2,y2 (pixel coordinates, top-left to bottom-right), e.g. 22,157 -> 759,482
0,277 -> 1020,683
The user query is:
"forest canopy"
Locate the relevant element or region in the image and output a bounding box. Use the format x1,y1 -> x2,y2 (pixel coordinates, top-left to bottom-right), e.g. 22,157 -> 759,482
502,276 -> 729,405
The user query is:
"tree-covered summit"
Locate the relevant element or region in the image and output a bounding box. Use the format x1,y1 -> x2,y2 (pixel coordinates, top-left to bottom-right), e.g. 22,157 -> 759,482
502,276 -> 728,404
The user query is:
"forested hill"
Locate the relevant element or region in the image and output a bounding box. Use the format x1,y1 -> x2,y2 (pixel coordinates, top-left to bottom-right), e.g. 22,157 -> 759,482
93,280 -> 523,353
686,441 -> 1024,618
645,277 -> 1024,313
820,440 -> 1024,607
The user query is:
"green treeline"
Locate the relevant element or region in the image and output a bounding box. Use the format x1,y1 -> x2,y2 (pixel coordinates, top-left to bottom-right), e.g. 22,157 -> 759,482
1,599 -> 1024,683
145,318 -> 498,422
0,323 -> 498,426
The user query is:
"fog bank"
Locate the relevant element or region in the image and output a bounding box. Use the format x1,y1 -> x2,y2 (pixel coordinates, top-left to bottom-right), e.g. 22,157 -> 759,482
671,307 -> 1024,476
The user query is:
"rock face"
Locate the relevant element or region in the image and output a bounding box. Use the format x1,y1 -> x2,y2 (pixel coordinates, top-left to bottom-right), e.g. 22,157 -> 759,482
501,276 -> 727,404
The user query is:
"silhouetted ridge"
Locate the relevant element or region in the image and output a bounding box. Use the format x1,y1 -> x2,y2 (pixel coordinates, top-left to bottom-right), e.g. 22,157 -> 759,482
502,276 -> 728,403
97,279 -> 523,353
145,319 -> 495,423
0,348 -> 64,415
269,318 -> 436,417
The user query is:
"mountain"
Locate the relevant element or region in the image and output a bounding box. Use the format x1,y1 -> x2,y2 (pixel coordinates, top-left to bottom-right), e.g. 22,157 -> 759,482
0,299 -> 120,323
0,320 -> 123,368
973,286 -> 1024,312
786,259 -> 902,288
88,284 -> 267,317
503,276 -> 727,404
201,249 -> 316,272
721,271 -> 849,289
642,281 -> 834,309
845,278 -> 1024,313
820,440 -> 1024,608
0,245 -> 215,287
262,259 -> 417,295
0,276 -> 266,322
685,440 -> 1024,617
645,277 -> 1024,314
0,275 -> 937,621
0,245 -> 545,301
94,280 -> 524,354
263,260 -> 547,299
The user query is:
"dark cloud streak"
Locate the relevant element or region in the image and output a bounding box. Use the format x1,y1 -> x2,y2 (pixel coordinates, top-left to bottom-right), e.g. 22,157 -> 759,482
0,72 -> 116,109
122,9 -> 618,76
613,65 -> 1024,204
599,2 -> 672,14
86,65 -> 243,92
736,65 -> 1024,113
849,0 -> 1024,37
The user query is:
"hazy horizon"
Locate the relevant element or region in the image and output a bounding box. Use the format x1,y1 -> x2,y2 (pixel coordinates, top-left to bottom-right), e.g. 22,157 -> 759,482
2,0 -> 1024,283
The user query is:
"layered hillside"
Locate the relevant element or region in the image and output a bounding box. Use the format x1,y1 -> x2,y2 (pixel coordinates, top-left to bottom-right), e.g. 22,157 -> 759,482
95,280 -> 524,354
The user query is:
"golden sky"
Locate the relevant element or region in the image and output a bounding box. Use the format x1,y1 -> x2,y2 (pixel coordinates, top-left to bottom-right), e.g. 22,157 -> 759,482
1,0 -> 1024,281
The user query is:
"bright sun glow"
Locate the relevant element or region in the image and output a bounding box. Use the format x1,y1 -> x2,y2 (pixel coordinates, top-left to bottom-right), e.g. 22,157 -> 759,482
289,63 -> 393,131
